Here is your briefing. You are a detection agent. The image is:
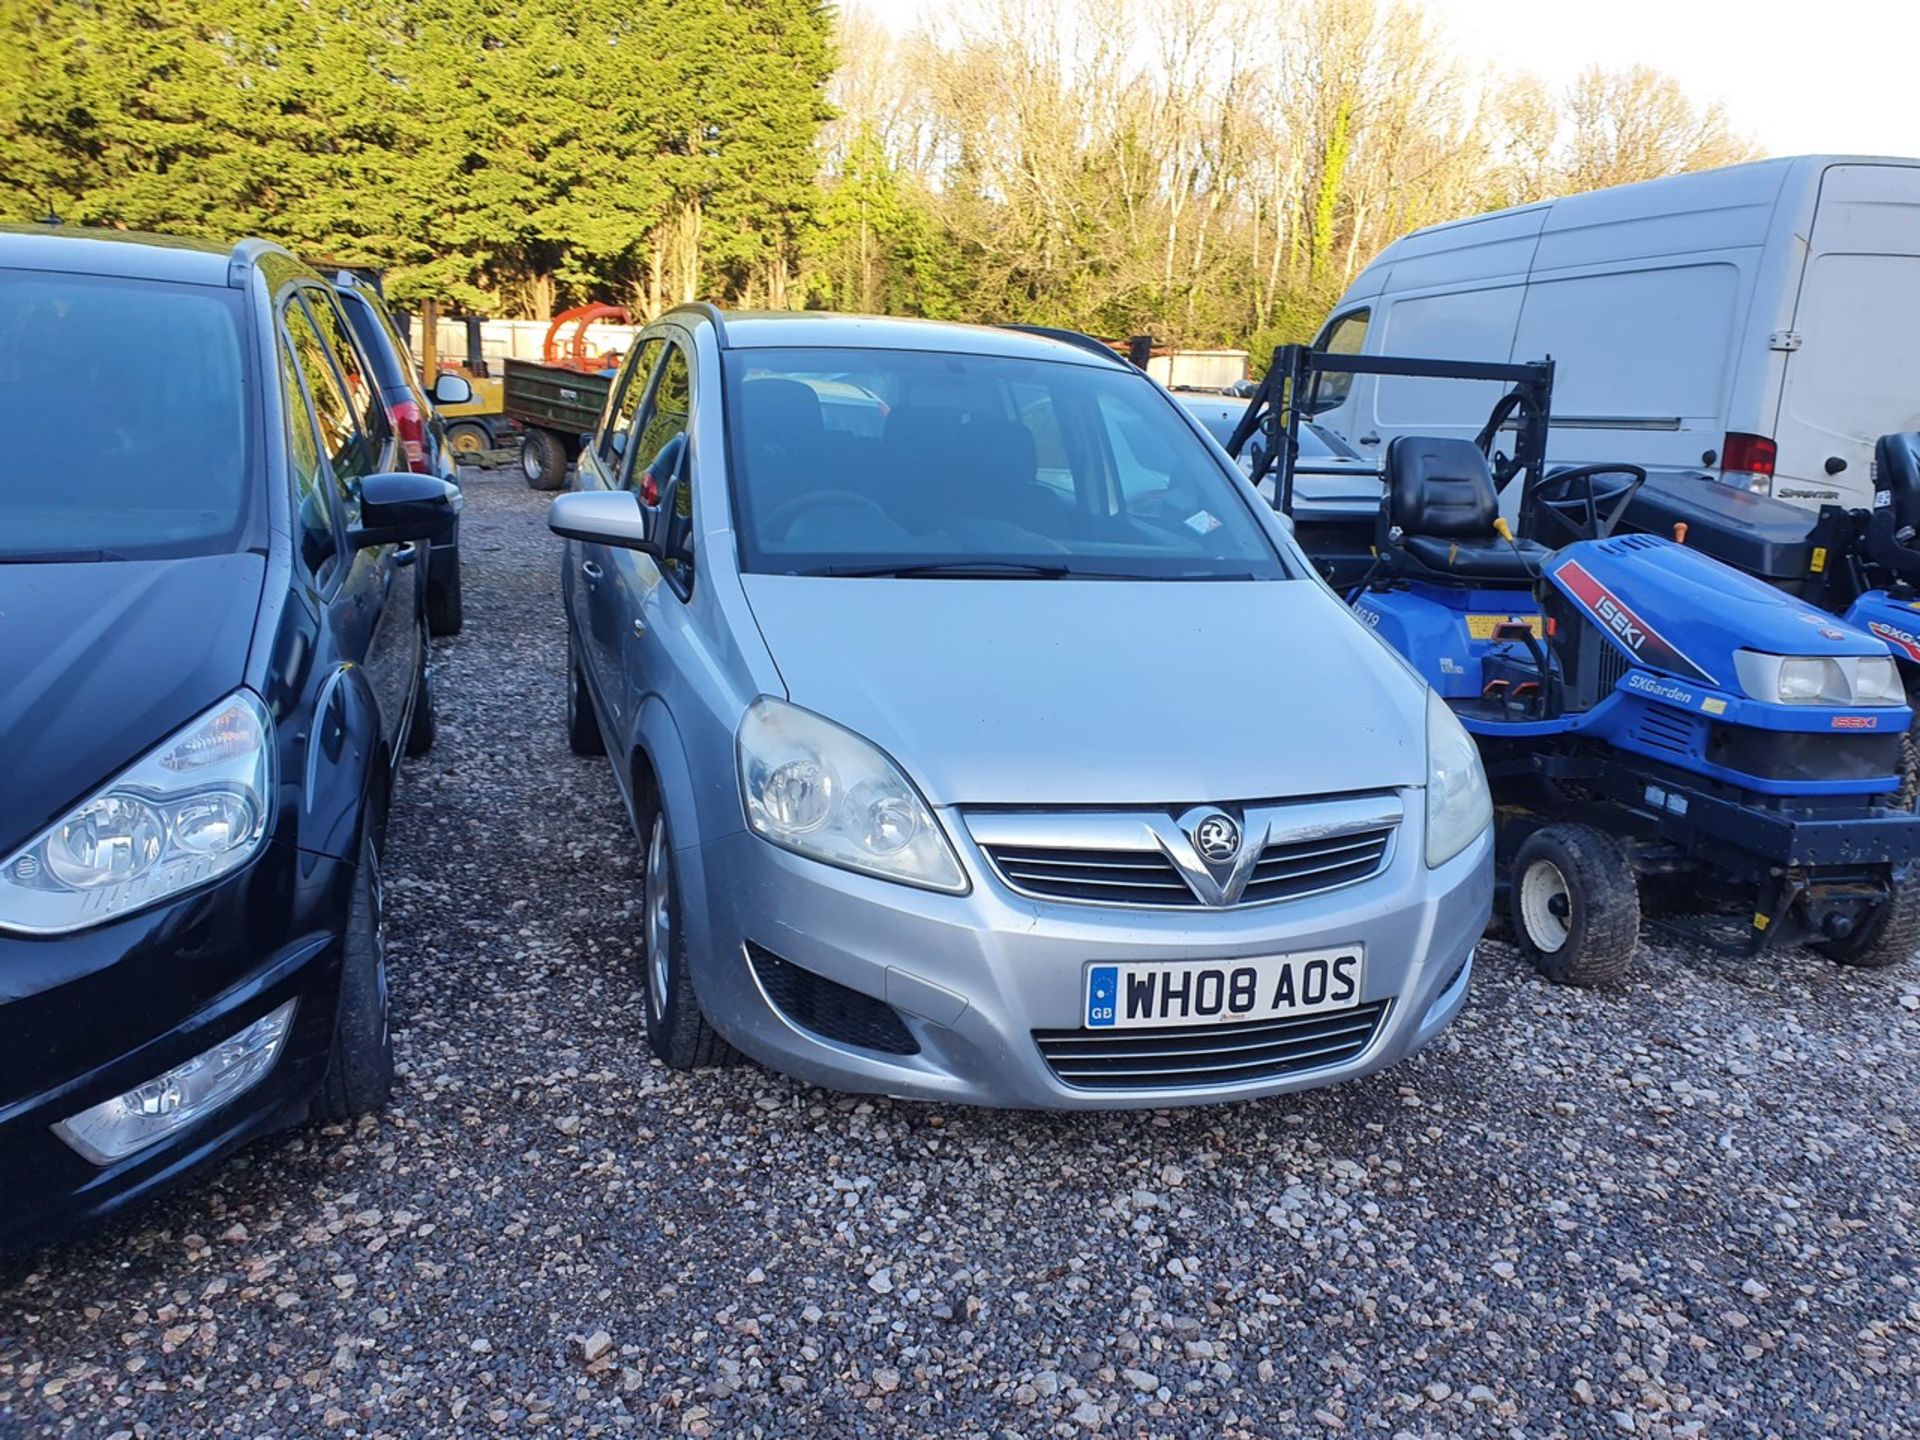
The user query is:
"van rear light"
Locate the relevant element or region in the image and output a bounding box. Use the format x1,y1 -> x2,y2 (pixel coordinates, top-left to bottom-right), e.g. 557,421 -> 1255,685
389,398 -> 429,472
1720,432 -> 1776,494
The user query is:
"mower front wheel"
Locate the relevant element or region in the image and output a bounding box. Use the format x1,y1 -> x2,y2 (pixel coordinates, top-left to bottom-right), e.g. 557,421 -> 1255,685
1509,824 -> 1640,988
1813,873 -> 1920,970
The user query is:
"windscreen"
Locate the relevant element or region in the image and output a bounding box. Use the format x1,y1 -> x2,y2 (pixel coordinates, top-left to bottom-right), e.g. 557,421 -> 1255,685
0,269 -> 253,560
724,347 -> 1289,580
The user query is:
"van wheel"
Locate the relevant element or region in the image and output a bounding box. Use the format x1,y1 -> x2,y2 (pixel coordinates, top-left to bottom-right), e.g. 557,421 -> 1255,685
1813,872 -> 1920,969
521,429 -> 567,491
1510,824 -> 1639,988
637,794 -> 739,1070
318,835 -> 395,1121
567,632 -> 605,756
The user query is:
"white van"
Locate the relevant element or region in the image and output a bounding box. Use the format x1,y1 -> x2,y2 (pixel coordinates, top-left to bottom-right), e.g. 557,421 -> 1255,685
1306,155 -> 1920,513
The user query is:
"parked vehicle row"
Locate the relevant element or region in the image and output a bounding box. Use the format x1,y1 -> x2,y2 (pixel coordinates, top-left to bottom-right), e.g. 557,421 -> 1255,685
1,225 -> 458,1250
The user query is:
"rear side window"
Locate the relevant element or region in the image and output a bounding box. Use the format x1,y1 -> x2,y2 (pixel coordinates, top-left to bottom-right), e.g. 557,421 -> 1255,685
279,337 -> 338,577
304,287 -> 388,447
338,288 -> 417,394
0,269 -> 253,560
598,338 -> 661,467
284,294 -> 373,516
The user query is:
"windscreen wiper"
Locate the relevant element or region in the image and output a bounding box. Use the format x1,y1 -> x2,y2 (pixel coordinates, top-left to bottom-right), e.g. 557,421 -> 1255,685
0,548 -> 130,563
816,561 -> 1074,579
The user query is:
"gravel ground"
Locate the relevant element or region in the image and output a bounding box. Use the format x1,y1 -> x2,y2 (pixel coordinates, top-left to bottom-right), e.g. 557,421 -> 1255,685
5,464 -> 1920,1440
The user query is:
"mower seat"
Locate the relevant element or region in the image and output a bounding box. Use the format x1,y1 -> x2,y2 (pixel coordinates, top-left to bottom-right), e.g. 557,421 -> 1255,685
1386,435 -> 1550,584
1862,431 -> 1920,586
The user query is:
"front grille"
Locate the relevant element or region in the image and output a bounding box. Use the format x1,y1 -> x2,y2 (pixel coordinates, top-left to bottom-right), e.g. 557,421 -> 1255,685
985,845 -> 1194,906
1033,1001 -> 1389,1090
746,944 -> 919,1055
1239,829 -> 1394,903
982,826 -> 1396,909
1705,725 -> 1903,783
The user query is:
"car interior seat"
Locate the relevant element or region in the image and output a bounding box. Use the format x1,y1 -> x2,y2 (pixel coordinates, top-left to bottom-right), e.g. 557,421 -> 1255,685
1383,435 -> 1551,584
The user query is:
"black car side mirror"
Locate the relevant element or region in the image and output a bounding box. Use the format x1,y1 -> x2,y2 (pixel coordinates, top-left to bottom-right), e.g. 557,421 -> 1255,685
349,472 -> 463,549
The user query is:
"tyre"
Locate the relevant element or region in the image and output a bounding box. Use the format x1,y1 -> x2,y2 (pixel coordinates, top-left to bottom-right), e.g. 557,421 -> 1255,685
566,631 -> 605,756
1813,872 -> 1920,969
427,550 -> 464,636
1509,823 -> 1640,987
318,835 -> 395,1121
1895,677 -> 1920,810
446,421 -> 492,459
637,790 -> 738,1070
405,660 -> 436,756
520,428 -> 568,491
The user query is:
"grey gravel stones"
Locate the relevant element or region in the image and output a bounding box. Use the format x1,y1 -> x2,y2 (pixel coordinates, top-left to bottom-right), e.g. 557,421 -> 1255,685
3,466 -> 1919,1437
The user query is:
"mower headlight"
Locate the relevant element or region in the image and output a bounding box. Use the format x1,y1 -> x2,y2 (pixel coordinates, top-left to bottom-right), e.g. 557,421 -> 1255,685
1854,656 -> 1905,706
0,691 -> 274,935
1425,689 -> 1492,868
1733,651 -> 1903,707
737,698 -> 967,893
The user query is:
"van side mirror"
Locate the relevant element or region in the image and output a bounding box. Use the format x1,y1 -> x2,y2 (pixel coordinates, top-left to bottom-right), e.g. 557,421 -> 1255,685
548,490 -> 660,556
431,372 -> 474,407
350,472 -> 463,548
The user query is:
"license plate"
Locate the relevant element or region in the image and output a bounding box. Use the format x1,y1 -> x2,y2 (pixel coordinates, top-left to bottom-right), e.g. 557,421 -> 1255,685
1083,947 -> 1365,1030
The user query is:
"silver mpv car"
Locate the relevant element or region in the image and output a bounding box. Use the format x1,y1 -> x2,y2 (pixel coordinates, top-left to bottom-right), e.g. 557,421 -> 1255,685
549,309 -> 1493,1109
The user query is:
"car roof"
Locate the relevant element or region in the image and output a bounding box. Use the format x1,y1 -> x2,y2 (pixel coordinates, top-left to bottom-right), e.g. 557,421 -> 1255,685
0,224 -> 289,287
683,309 -> 1124,368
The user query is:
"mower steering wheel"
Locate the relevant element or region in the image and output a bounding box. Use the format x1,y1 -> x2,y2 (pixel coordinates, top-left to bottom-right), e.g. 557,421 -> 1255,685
1531,463 -> 1649,544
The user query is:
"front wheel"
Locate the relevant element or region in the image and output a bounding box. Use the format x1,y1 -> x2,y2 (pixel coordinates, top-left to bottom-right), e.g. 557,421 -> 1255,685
1509,823 -> 1640,988
1812,873 -> 1920,969
637,795 -> 738,1070
520,429 -> 568,491
318,835 -> 395,1120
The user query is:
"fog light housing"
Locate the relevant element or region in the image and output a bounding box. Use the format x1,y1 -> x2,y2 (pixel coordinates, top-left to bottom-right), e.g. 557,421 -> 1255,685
52,1000 -> 297,1165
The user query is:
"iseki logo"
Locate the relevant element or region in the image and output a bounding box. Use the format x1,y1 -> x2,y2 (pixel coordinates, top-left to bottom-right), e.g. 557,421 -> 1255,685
1593,593 -> 1645,649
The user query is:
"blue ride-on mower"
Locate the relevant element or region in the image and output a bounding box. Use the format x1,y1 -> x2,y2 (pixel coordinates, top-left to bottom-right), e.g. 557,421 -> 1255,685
1544,429 -> 1920,799
1230,346 -> 1920,986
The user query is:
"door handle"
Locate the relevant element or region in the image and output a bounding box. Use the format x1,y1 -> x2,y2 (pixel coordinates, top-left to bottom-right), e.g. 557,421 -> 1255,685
1358,432 -> 1381,446
395,542 -> 419,567
581,560 -> 603,581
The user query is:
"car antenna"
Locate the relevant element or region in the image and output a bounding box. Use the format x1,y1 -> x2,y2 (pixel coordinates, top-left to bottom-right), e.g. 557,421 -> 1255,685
36,196 -> 63,227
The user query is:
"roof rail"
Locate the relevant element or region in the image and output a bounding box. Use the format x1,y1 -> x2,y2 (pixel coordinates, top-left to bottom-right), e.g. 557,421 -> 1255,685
665,301 -> 728,346
996,324 -> 1135,369
226,236 -> 288,289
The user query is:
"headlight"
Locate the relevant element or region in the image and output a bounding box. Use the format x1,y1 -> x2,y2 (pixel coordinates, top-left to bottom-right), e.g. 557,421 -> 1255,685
1732,651 -> 1904,706
0,691 -> 274,934
737,698 -> 967,893
1426,688 -> 1492,868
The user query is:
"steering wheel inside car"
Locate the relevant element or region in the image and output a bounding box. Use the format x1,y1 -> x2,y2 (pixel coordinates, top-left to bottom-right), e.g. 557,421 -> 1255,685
761,490 -> 895,541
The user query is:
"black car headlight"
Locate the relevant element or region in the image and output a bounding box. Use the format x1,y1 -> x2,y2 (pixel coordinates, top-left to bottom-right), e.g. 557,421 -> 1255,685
0,690 -> 274,935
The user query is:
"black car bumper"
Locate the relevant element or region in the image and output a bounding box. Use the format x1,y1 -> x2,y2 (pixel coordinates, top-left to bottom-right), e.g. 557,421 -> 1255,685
0,840 -> 353,1252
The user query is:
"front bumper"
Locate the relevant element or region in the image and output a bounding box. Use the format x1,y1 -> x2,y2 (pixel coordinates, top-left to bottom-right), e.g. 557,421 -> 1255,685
685,801 -> 1492,1109
0,841 -> 352,1251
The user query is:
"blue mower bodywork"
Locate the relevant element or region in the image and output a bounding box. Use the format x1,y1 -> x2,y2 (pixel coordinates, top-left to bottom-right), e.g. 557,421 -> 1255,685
1239,347 -> 1920,983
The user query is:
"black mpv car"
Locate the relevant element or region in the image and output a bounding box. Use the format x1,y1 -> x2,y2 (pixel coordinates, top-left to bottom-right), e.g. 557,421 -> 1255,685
0,226 -> 455,1249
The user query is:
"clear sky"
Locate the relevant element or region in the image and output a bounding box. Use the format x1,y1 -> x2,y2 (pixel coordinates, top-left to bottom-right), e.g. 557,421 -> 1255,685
859,0 -> 1920,160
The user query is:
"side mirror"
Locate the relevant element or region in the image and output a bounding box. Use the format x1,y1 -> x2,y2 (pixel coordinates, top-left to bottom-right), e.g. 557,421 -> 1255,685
431,372 -> 474,407
548,489 -> 658,554
350,472 -> 462,549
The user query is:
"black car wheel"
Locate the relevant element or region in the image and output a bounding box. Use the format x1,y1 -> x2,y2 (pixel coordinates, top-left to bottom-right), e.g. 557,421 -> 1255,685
318,834 -> 395,1121
567,631 -> 605,756
521,429 -> 568,491
427,552 -> 464,636
405,658 -> 436,757
637,794 -> 737,1070
1510,823 -> 1639,988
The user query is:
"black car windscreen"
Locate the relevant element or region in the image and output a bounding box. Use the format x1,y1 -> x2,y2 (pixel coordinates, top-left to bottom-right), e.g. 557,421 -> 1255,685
0,270 -> 254,561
